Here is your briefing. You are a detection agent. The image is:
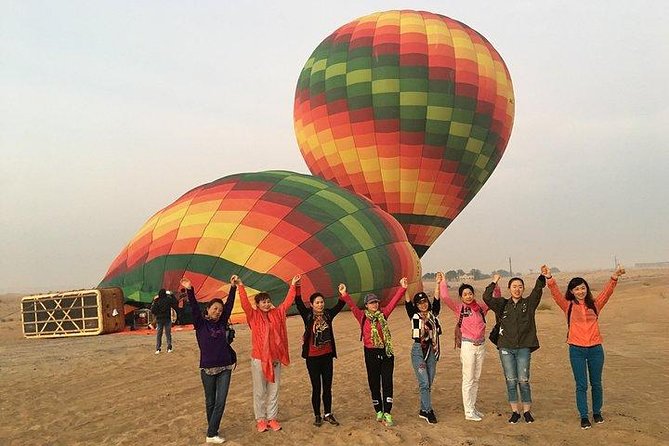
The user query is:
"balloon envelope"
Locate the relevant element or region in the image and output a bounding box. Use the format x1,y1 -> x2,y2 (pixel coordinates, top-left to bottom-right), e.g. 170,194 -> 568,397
294,10 -> 514,256
99,171 -> 421,322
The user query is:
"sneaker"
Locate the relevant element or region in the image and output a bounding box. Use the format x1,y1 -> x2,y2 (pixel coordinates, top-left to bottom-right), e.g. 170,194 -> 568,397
508,412 -> 521,424
205,436 -> 225,444
267,419 -> 282,431
154,350 -> 160,355
256,419 -> 268,432
313,415 -> 323,427
376,411 -> 384,422
465,412 -> 483,422
382,413 -> 394,427
426,410 -> 438,424
323,413 -> 340,426
418,410 -> 430,422
523,411 -> 535,424
474,409 -> 485,418
593,413 -> 604,424
167,348 -> 173,353
581,417 -> 592,429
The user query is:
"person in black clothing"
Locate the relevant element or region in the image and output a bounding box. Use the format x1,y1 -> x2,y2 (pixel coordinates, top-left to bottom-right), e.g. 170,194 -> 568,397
483,271 -> 548,424
151,288 -> 178,354
294,282 -> 346,427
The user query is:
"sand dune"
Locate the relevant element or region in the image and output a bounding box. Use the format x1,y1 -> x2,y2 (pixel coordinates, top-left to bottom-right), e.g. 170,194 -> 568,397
0,269 -> 667,445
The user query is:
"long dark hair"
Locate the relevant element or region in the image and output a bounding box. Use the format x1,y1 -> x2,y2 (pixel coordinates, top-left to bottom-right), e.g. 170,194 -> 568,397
565,277 -> 597,313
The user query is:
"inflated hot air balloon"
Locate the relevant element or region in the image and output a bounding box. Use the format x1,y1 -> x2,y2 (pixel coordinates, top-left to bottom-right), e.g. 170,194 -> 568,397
99,171 -> 421,322
294,10 -> 514,257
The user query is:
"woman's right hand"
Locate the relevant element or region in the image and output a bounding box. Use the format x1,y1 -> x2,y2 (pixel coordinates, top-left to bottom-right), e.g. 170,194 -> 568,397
492,274 -> 501,284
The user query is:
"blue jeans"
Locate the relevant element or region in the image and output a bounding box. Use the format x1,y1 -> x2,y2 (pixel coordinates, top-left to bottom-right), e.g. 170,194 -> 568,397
201,369 -> 232,437
498,347 -> 532,403
155,319 -> 172,351
569,344 -> 604,418
411,342 -> 437,412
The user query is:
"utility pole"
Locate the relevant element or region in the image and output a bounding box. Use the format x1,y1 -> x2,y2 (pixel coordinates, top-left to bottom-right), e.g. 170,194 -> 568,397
508,257 -> 513,275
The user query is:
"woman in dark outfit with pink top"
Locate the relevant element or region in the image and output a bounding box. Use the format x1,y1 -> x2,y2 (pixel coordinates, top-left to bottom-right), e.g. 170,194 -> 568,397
339,277 -> 408,427
294,284 -> 346,427
181,276 -> 238,445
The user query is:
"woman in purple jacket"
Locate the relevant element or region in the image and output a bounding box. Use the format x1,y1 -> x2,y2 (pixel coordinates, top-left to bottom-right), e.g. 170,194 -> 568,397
181,276 -> 238,445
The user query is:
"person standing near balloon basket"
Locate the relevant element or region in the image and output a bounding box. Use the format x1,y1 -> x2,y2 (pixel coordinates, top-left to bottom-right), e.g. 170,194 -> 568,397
294,284 -> 346,427
181,276 -> 238,444
239,274 -> 300,433
439,272 -> 491,422
405,279 -> 442,424
339,277 -> 408,427
483,270 -> 548,424
543,264 -> 626,430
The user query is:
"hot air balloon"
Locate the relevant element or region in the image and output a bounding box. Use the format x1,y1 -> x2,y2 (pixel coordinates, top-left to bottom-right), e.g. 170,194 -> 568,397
294,10 -> 514,257
99,171 -> 421,322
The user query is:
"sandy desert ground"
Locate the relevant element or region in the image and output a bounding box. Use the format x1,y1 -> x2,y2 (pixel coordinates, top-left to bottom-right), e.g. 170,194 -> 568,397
0,268 -> 667,446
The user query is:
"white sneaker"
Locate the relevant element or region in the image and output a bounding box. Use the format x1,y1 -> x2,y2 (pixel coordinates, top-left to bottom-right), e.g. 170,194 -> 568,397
474,409 -> 485,418
154,350 -> 160,355
465,412 -> 482,422
167,348 -> 173,353
206,436 -> 225,444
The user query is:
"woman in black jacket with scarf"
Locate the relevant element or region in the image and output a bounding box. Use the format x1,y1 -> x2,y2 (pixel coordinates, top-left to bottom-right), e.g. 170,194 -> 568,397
295,281 -> 346,427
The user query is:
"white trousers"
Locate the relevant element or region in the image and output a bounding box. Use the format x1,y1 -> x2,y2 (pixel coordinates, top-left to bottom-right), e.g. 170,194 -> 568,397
251,358 -> 282,420
460,341 -> 486,415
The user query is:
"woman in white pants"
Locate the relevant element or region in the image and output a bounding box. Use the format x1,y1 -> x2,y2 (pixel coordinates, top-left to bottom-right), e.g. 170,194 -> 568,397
438,272 -> 492,421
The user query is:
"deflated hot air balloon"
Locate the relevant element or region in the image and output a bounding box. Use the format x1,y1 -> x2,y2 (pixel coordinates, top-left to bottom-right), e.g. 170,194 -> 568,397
99,171 -> 421,322
294,10 -> 514,257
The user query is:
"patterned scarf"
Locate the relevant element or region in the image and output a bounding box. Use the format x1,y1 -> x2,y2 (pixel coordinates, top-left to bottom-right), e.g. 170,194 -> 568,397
364,309 -> 394,357
312,312 -> 331,347
419,312 -> 440,358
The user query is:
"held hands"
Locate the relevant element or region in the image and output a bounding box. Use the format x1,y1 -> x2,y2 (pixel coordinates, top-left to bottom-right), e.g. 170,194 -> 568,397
492,274 -> 501,284
180,278 -> 192,290
613,265 -> 626,279
291,274 -> 301,286
541,264 -> 552,279
435,271 -> 444,284
338,283 -> 347,296
399,277 -> 408,289
230,275 -> 240,286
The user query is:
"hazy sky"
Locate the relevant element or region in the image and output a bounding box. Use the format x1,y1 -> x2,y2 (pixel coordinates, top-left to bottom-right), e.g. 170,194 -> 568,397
2,1 -> 668,293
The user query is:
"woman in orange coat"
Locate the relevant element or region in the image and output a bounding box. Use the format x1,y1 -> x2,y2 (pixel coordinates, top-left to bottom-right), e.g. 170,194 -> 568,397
542,264 -> 625,430
239,275 -> 300,433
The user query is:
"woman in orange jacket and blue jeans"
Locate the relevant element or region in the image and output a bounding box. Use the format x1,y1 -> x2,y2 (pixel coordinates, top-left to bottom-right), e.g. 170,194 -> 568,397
543,264 -> 626,430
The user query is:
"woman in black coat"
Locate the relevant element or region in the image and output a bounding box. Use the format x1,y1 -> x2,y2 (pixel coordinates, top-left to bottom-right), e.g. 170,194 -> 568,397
294,282 -> 346,427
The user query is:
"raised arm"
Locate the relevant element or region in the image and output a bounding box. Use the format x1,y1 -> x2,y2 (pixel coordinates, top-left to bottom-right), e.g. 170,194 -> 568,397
338,283 -> 364,323
294,283 -> 310,319
437,272 -> 458,313
277,275 -> 300,314
595,265 -> 625,311
221,275 -> 238,324
382,277 -> 408,318
238,281 -> 255,323
181,278 -> 204,328
483,274 -> 505,313
542,265 -> 569,313
329,296 -> 347,318
527,272 -> 547,309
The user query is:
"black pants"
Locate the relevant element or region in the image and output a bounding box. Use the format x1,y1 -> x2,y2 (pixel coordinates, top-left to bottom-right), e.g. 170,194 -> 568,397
306,354 -> 334,416
364,347 -> 394,414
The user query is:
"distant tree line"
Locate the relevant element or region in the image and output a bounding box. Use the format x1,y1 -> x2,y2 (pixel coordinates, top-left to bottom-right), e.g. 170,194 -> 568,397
422,266 -> 560,281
